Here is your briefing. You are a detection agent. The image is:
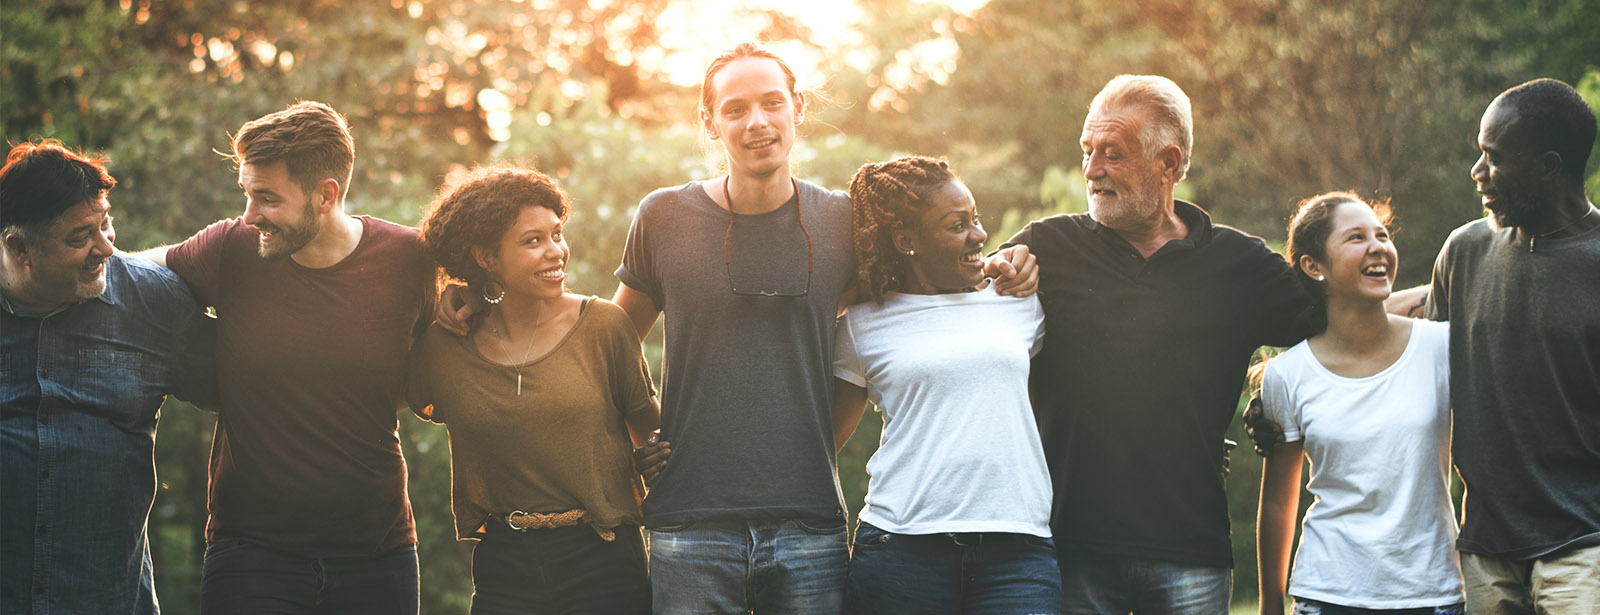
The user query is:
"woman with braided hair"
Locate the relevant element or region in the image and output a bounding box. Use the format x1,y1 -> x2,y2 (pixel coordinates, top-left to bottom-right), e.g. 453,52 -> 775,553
831,156 -> 1061,614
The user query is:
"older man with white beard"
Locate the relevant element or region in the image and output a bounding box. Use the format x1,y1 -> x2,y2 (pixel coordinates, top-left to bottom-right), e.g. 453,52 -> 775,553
1004,75 -> 1315,613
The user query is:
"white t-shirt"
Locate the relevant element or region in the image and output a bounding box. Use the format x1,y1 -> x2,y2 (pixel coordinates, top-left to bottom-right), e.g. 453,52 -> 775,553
833,285 -> 1052,536
1262,318 -> 1463,608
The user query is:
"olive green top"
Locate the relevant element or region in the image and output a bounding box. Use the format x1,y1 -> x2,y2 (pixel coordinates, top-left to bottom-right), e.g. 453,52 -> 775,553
407,298 -> 655,539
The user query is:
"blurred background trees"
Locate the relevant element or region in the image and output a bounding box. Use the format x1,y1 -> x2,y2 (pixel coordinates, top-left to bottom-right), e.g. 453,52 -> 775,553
5,0 -> 1597,611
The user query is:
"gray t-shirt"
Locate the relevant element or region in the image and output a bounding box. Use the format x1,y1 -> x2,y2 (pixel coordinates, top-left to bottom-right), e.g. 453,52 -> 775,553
616,180 -> 853,524
1426,217 -> 1600,559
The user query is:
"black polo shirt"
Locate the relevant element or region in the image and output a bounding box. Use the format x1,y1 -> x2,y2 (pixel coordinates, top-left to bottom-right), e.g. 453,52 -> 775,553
1006,200 -> 1311,568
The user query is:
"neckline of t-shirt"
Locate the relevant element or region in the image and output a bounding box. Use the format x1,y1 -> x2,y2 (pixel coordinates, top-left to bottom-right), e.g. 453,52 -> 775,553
1303,319 -> 1426,384
1517,213 -> 1600,252
461,295 -> 591,369
284,215 -> 372,273
688,180 -> 801,219
882,282 -> 1004,303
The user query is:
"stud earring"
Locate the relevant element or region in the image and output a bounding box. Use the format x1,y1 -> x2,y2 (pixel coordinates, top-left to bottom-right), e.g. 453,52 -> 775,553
1314,275 -> 1324,281
904,250 -> 916,256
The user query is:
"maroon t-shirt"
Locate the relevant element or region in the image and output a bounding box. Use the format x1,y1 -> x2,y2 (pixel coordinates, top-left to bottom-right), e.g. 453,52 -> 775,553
168,216 -> 435,558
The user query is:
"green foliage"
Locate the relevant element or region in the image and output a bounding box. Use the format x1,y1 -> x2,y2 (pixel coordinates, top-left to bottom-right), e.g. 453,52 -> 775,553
9,0 -> 1599,611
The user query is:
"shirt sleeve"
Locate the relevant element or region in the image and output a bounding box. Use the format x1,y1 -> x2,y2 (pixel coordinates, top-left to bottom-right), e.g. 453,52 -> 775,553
614,197 -> 664,310
610,313 -> 658,420
165,218 -> 237,307
1001,221 -> 1035,251
1261,358 -> 1303,443
1424,242 -> 1451,322
172,310 -> 220,411
1026,294 -> 1046,358
1248,241 -> 1316,348
831,310 -> 868,388
404,330 -> 441,424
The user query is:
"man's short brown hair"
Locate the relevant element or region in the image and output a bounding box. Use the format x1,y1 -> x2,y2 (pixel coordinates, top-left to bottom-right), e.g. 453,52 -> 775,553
229,101 -> 355,199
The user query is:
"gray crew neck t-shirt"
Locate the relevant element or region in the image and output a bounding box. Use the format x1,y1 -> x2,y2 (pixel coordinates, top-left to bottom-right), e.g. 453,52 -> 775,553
616,179 -> 853,524
1426,217 -> 1600,559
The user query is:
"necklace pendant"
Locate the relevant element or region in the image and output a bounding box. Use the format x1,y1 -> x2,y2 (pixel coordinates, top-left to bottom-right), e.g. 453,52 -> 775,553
516,372 -> 523,396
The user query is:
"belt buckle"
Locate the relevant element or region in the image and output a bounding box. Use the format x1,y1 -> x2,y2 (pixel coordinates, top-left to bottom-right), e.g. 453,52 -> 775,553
506,510 -> 530,532
950,532 -> 983,547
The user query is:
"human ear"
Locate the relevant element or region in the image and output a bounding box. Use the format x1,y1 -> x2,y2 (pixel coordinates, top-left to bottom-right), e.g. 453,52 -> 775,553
702,110 -> 719,140
793,91 -> 806,125
891,227 -> 916,256
1538,151 -> 1564,181
2,232 -> 30,263
1298,254 -> 1326,282
1158,145 -> 1183,181
472,245 -> 496,273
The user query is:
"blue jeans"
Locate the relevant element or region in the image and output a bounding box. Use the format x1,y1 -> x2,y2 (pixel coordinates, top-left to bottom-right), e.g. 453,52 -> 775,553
1293,597 -> 1465,615
201,540 -> 419,615
845,522 -> 1062,614
648,518 -> 848,614
469,522 -> 649,614
1058,550 -> 1230,614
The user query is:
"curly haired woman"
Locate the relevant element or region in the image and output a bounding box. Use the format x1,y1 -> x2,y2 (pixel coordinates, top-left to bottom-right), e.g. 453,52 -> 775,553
408,164 -> 661,614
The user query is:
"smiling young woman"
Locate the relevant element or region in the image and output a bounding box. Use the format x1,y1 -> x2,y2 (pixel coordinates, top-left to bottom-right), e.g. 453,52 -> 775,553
409,164 -> 662,615
831,156 -> 1059,615
1255,192 -> 1464,615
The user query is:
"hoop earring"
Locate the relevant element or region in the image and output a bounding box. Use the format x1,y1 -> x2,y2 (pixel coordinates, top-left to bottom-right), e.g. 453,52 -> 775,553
482,279 -> 506,304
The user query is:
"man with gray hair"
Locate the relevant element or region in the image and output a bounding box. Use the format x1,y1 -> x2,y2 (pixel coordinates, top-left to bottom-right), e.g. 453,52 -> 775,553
1004,75 -> 1313,612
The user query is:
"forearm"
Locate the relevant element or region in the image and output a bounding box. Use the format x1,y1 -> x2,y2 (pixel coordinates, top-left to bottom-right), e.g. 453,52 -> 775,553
134,245 -> 171,267
830,380 -> 868,453
625,398 -> 663,448
1385,284 -> 1429,317
1256,444 -> 1304,615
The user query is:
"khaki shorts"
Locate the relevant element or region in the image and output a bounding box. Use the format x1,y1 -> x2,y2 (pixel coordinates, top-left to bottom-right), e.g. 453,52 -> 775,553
1462,545 -> 1600,615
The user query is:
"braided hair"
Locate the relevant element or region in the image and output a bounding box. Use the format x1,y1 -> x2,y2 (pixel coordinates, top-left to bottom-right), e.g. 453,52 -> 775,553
847,156 -> 957,305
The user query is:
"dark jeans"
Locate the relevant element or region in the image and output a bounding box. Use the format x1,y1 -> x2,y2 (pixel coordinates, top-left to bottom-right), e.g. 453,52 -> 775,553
845,522 -> 1062,615
470,522 -> 649,615
1058,550 -> 1231,615
200,540 -> 419,615
1293,598 -> 1465,615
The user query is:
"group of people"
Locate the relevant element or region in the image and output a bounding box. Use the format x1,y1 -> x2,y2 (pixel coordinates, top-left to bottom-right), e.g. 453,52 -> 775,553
2,40 -> 1596,615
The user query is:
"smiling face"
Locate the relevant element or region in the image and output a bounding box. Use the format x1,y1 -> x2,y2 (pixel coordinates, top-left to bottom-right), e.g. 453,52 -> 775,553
895,180 -> 988,294
1301,200 -> 1397,303
1472,101 -> 1549,229
4,196 -> 116,312
1081,106 -> 1171,230
239,160 -> 321,261
703,57 -> 803,180
480,204 -> 569,303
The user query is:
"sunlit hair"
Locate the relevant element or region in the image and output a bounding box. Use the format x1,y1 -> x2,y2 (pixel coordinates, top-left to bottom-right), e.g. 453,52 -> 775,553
699,41 -> 800,120
848,155 -> 958,305
1493,78 -> 1597,179
1089,75 -> 1194,181
1285,191 -> 1394,335
228,101 -> 355,200
0,140 -> 116,247
419,164 -> 571,292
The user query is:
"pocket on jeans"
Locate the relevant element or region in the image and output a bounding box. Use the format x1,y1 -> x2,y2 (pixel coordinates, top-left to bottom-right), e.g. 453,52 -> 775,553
646,521 -> 694,533
850,523 -> 892,552
1021,535 -> 1058,555
1290,598 -> 1323,615
793,517 -> 847,535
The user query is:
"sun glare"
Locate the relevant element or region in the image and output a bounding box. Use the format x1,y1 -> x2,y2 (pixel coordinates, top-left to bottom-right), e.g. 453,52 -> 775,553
470,0 -> 988,140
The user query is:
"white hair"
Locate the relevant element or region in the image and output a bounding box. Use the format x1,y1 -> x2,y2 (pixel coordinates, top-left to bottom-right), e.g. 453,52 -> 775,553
1089,75 -> 1194,181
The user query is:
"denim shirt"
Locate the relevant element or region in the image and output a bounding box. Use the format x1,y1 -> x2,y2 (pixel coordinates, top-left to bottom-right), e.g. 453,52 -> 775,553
1,253 -> 215,615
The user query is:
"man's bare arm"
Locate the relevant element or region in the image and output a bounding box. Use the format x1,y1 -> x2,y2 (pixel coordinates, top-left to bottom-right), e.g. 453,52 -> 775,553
1385,285 -> 1429,317
612,283 -> 662,343
134,245 -> 171,267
